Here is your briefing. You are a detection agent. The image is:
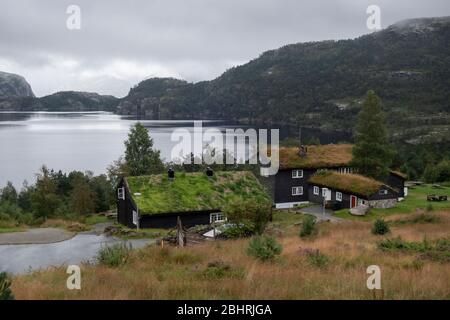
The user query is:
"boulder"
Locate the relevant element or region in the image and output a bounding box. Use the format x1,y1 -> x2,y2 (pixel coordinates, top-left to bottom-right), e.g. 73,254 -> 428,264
349,204 -> 370,216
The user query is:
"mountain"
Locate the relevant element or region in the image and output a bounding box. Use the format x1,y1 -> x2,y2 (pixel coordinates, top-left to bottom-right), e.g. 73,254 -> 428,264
118,16 -> 450,143
37,91 -> 119,112
0,91 -> 119,112
117,78 -> 206,118
0,71 -> 34,98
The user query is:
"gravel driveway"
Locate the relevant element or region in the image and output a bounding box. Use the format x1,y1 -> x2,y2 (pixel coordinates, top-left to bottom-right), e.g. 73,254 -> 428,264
0,228 -> 75,245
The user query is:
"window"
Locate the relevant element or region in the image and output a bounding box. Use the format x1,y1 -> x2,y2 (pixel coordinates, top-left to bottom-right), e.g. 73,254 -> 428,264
339,167 -> 354,174
292,186 -> 303,196
336,192 -> 342,202
313,186 -> 320,195
210,212 -> 226,223
292,169 -> 303,178
379,189 -> 388,195
322,188 -> 327,197
117,187 -> 125,200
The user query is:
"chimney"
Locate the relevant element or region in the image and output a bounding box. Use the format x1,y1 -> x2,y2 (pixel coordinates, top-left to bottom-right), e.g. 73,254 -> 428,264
168,167 -> 175,180
206,167 -> 214,177
299,145 -> 307,158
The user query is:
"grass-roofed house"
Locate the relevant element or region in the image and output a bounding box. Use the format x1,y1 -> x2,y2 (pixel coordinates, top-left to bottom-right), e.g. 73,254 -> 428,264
116,170 -> 270,229
308,171 -> 399,210
273,144 -> 407,209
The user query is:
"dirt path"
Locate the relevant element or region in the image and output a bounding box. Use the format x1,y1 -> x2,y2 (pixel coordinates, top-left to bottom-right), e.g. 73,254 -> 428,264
0,228 -> 75,245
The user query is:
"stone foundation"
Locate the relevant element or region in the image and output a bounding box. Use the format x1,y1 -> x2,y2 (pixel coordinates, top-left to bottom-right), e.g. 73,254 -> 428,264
368,198 -> 397,209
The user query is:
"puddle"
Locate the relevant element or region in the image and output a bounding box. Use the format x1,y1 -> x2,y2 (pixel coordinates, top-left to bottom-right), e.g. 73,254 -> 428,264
0,233 -> 153,275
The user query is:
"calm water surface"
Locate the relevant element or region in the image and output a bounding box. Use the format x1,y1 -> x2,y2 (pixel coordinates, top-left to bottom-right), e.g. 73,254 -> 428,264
0,111 -> 351,188
0,112 -> 232,187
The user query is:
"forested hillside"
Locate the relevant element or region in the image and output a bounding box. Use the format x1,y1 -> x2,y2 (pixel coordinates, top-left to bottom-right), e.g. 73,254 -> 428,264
118,17 -> 450,145
0,91 -> 119,112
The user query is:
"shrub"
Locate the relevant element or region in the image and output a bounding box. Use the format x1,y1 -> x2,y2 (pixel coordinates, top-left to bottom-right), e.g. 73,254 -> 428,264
300,215 -> 317,238
372,219 -> 390,235
201,260 -> 245,280
97,242 -> 132,267
426,204 -> 434,212
0,272 -> 14,300
306,250 -> 330,268
223,198 -> 272,235
0,216 -> 16,229
219,223 -> 254,239
435,238 -> 450,251
378,237 -> 440,253
378,237 -> 411,251
247,235 -> 282,262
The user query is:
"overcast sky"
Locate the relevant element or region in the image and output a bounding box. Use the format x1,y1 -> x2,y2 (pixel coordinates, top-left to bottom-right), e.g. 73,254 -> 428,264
0,0 -> 449,97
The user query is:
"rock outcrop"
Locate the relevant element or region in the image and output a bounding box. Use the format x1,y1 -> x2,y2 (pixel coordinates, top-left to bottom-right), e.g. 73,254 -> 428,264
0,71 -> 34,98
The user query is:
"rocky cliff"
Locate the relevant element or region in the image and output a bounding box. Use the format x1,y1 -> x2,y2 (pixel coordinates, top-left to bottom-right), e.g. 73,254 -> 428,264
0,71 -> 34,98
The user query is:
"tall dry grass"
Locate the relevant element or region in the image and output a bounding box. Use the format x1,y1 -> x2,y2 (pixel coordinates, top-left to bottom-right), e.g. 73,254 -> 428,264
11,211 -> 450,300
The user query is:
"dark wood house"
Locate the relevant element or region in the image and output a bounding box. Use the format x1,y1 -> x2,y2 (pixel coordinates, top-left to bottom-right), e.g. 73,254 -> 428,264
273,144 -> 407,209
308,171 -> 399,209
387,170 -> 408,199
117,170 -> 270,229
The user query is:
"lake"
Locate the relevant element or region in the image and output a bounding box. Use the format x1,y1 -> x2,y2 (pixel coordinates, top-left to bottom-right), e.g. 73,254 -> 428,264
0,111 -> 351,188
0,112 -> 233,187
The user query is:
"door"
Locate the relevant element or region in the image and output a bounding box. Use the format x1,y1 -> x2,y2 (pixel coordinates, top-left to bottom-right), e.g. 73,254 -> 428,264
322,188 -> 331,201
350,195 -> 357,208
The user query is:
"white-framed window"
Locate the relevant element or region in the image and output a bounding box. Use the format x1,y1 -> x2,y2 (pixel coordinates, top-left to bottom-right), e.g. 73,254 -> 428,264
379,189 -> 388,195
339,167 -> 354,174
292,169 -> 303,178
117,187 -> 125,200
322,188 -> 327,197
210,212 -> 226,223
336,192 -> 342,202
292,186 -> 303,196
357,199 -> 367,206
313,186 -> 320,195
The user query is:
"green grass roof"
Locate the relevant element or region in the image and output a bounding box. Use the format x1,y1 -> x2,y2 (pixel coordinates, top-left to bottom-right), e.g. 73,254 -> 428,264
279,144 -> 407,179
279,144 -> 353,169
125,171 -> 270,215
308,171 -> 392,198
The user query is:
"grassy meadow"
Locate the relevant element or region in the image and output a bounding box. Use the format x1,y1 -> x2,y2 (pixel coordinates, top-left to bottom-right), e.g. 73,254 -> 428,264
335,185 -> 450,220
10,201 -> 450,299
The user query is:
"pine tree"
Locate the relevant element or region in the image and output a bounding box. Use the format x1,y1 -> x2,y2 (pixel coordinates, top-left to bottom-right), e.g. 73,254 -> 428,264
124,123 -> 164,176
352,90 -> 394,180
70,180 -> 96,215
0,181 -> 18,204
30,166 -> 60,219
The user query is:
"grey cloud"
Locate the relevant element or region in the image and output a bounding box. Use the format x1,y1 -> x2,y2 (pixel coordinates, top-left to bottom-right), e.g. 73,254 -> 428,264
0,0 -> 449,97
